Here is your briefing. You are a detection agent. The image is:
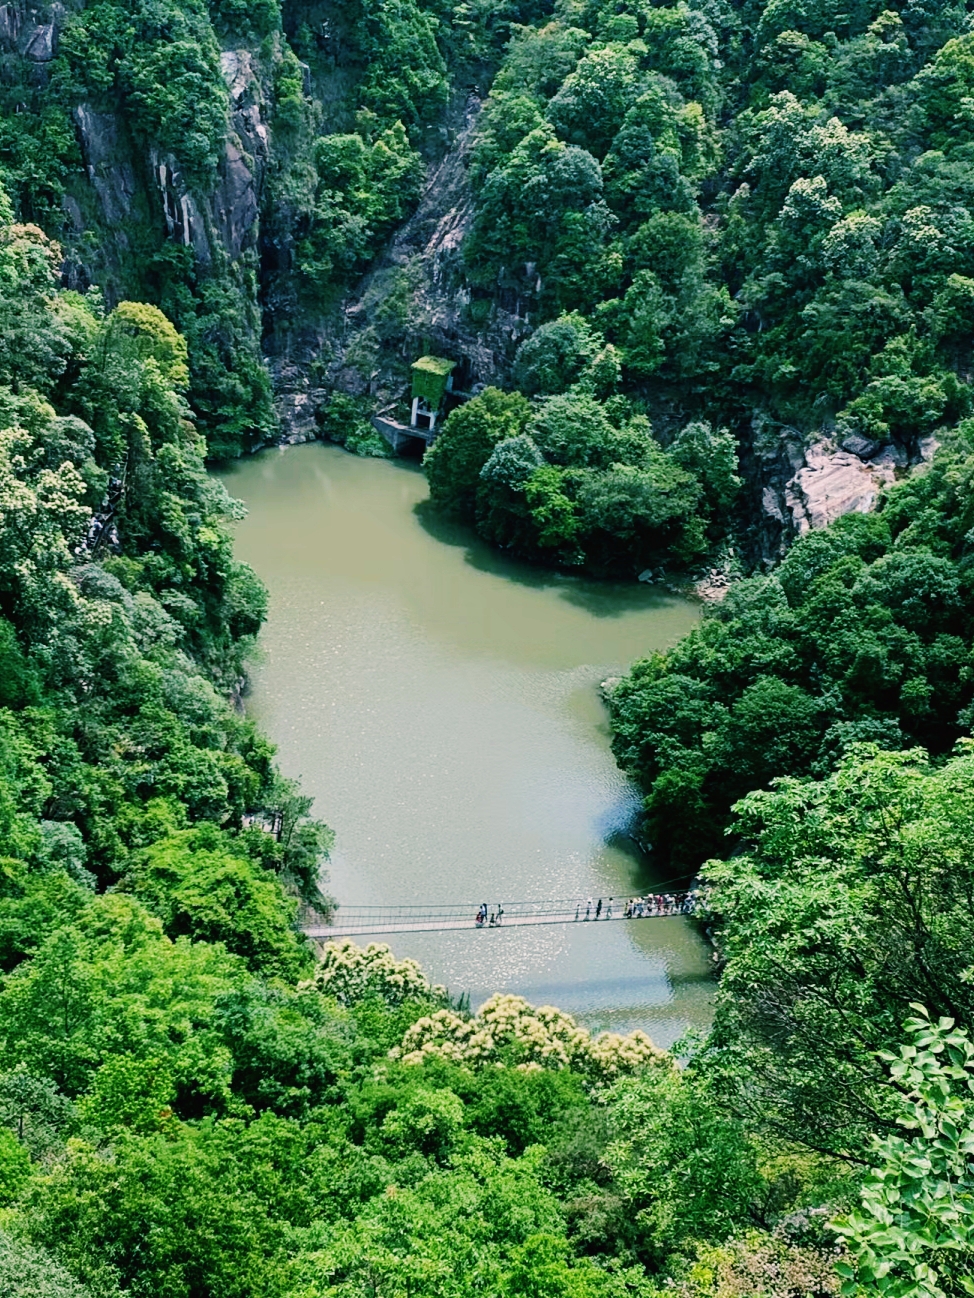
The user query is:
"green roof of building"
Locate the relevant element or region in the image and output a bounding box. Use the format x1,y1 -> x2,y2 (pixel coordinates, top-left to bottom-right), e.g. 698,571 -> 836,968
411,356 -> 457,377
410,355 -> 457,410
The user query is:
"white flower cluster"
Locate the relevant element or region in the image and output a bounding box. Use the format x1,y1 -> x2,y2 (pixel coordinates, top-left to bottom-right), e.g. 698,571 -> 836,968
304,939 -> 447,1006
395,992 -> 667,1081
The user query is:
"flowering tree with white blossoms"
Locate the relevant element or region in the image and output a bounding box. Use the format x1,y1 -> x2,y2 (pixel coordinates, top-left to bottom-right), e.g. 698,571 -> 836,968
395,991 -> 667,1082
304,938 -> 447,1006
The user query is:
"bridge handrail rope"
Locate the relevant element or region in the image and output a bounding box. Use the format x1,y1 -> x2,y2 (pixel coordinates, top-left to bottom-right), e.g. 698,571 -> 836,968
304,889 -> 701,938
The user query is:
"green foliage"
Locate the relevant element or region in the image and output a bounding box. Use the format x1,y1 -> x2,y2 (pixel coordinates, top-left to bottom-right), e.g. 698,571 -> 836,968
546,43 -> 644,160
57,0 -> 229,189
0,178 -> 331,946
12,6 -> 974,1297
151,251 -> 277,460
124,827 -> 311,980
832,1008 -> 974,1298
0,620 -> 39,710
207,0 -> 279,38
425,386 -> 532,515
316,391 -> 391,458
0,171 -> 783,1298
465,123 -> 606,293
700,744 -> 974,1157
452,0 -> 974,532
600,1069 -> 762,1265
428,384 -> 734,573
24,1118 -> 303,1296
411,354 -> 456,408
355,0 -> 450,136
609,427 -> 974,868
513,314 -> 612,397
667,422 -> 741,513
0,105 -> 79,228
0,1232 -> 92,1298
0,224 -> 74,393
296,122 -> 424,299
0,0 -> 280,459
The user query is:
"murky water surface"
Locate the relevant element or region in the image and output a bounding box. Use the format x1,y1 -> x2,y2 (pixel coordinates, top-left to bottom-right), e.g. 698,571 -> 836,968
219,443 -> 713,1044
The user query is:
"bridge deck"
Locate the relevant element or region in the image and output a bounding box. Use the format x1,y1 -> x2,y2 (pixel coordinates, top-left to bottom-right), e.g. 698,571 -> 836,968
305,896 -> 693,940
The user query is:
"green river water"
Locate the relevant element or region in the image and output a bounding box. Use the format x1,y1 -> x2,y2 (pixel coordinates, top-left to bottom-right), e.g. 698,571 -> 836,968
219,442 -> 714,1045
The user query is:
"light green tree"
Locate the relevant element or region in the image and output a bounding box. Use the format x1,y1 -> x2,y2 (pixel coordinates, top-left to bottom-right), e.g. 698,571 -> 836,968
833,1007 -> 974,1298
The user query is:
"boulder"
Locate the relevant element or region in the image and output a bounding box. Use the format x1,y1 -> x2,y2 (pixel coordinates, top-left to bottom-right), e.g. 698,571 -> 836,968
787,440 -> 892,534
870,442 -> 908,471
761,485 -> 786,524
840,431 -> 880,459
23,18 -> 54,59
277,392 -> 320,443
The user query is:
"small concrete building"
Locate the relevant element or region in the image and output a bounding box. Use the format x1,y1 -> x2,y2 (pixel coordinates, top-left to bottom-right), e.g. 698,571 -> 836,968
409,356 -> 456,433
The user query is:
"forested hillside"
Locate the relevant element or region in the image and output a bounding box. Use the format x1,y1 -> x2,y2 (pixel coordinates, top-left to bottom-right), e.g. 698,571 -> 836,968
0,190 -> 972,1298
424,0 -> 974,573
609,426 -> 974,867
0,192 -> 876,1290
0,0 -> 535,457
6,0 -> 974,569
3,0 -> 974,1294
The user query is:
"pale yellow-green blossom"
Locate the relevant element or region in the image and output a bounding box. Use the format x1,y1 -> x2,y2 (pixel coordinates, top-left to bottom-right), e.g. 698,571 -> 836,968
304,938 -> 447,1006
396,991 -> 667,1081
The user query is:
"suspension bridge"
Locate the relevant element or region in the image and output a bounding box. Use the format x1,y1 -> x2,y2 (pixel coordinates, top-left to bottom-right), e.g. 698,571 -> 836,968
304,892 -> 696,941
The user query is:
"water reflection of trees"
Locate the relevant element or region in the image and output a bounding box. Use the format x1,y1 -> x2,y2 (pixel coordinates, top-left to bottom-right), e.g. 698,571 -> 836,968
413,498 -> 680,617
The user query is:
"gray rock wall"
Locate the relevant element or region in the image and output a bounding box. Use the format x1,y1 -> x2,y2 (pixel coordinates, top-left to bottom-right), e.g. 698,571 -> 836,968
0,0 -> 67,65
754,418 -> 938,560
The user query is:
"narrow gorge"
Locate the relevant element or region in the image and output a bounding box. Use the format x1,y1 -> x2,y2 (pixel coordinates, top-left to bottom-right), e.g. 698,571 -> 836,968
2,0 -> 974,1292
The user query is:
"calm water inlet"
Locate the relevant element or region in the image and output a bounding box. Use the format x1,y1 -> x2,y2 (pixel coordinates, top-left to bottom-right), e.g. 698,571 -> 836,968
219,442 -> 713,1046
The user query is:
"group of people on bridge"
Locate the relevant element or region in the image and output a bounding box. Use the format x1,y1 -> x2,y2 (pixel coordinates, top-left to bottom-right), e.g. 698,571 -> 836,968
626,892 -> 695,918
470,891 -> 696,928
572,892 -> 693,921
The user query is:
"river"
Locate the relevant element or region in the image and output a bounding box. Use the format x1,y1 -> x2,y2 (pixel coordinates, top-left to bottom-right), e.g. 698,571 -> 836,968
219,442 -> 714,1046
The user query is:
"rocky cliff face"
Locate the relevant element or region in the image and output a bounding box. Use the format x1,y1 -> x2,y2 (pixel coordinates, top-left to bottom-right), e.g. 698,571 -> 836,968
268,93 -> 534,441
0,0 -> 65,66
0,4 -> 931,554
62,51 -> 266,290
748,416 -> 938,563
2,8 -> 262,291
0,0 -> 281,452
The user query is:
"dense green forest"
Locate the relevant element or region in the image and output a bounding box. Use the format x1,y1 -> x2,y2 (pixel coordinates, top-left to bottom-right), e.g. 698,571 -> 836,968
609,427 -> 974,868
421,0 -> 974,573
3,0 -> 974,1292
0,195 -> 971,1298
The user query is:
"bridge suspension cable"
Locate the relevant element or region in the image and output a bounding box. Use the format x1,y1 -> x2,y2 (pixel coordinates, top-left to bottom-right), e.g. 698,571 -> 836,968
304,891 -> 697,940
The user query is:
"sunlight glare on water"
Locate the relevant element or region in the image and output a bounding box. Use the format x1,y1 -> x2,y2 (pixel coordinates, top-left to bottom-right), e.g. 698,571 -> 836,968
218,442 -> 714,1045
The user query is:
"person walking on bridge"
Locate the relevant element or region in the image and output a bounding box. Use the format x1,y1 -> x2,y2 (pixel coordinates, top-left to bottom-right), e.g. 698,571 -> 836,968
595,898 -> 603,919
